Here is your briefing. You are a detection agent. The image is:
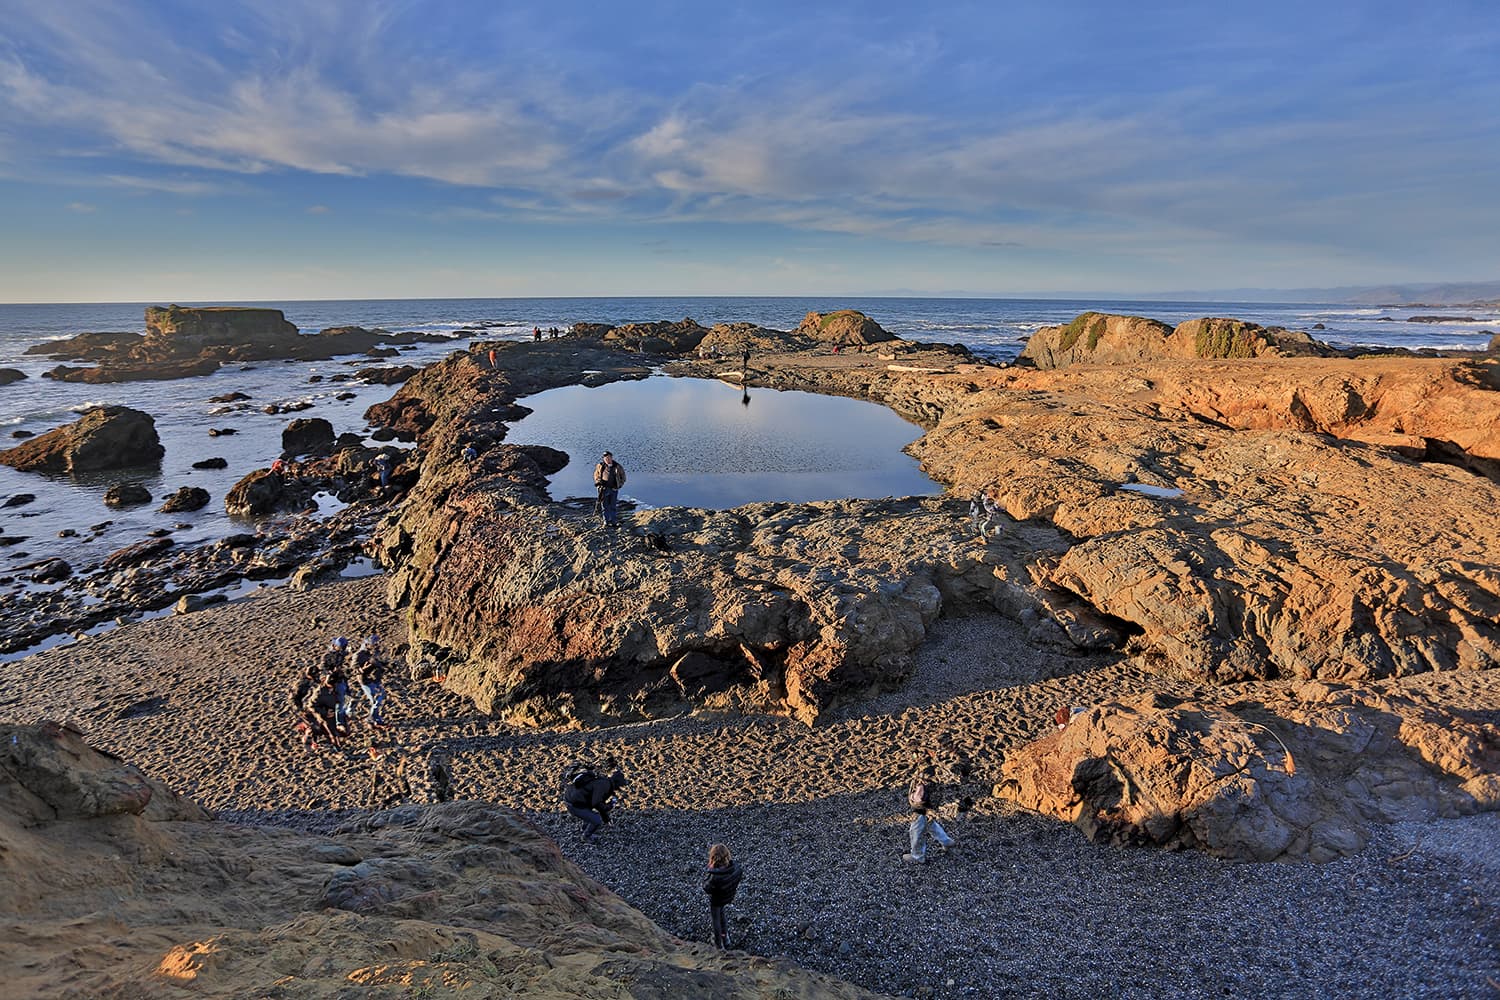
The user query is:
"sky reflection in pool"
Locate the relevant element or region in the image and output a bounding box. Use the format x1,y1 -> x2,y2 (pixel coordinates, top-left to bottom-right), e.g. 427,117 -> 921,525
508,377 -> 940,508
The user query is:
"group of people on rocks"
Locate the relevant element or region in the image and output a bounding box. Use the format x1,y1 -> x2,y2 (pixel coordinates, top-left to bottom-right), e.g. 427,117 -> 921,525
531,326 -> 562,341
288,634 -> 389,751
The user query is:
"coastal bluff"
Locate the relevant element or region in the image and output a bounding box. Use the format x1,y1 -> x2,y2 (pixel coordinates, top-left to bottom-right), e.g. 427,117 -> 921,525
364,322 -> 1499,728
0,721 -> 874,1000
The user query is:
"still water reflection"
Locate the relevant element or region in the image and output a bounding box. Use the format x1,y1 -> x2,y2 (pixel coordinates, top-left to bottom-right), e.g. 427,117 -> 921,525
507,376 -> 941,508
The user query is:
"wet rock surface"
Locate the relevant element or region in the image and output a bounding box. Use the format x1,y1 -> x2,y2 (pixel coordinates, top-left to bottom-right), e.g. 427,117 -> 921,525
0,404 -> 164,473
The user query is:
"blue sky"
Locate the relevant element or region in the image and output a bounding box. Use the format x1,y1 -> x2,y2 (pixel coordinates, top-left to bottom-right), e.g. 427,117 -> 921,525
1,0 -> 1496,302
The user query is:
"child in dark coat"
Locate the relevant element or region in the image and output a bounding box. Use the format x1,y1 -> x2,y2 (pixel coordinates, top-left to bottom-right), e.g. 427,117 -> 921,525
704,843 -> 744,949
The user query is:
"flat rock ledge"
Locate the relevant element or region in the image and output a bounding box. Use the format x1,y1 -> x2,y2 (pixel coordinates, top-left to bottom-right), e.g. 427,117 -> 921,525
368,332 -> 1500,728
995,682 -> 1500,862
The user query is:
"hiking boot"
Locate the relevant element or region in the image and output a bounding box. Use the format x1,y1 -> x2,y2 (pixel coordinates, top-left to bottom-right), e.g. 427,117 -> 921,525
902,853 -> 924,864
935,841 -> 955,854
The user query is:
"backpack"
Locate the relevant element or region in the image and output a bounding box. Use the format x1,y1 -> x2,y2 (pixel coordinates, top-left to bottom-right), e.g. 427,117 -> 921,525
908,780 -> 929,810
561,763 -> 596,806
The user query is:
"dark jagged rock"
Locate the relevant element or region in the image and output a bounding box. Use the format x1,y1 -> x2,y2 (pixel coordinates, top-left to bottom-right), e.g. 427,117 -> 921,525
207,427 -> 237,437
191,457 -> 229,469
103,483 -> 152,508
0,368 -> 26,385
159,487 -> 211,513
2,493 -> 36,508
355,364 -> 421,385
10,430 -> 34,439
281,418 -> 335,457
101,537 -> 174,571
0,406 -> 163,473
29,559 -> 71,583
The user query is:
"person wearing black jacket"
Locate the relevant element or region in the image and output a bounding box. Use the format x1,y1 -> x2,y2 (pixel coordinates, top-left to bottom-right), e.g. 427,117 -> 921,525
704,843 -> 743,949
563,766 -> 628,843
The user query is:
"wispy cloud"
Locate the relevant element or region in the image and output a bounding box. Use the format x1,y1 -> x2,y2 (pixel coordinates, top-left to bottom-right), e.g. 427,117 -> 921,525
66,201 -> 96,213
306,204 -> 330,214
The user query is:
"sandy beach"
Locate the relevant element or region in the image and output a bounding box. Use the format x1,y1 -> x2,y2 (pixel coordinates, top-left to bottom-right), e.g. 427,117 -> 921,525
4,574 -> 1496,998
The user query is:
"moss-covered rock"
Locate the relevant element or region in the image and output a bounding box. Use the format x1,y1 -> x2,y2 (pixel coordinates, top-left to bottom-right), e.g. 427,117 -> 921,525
795,310 -> 896,345
1020,312 -> 1172,369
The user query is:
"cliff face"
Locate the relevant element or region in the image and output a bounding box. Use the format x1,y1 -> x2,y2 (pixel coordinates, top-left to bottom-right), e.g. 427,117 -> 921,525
0,721 -> 879,1000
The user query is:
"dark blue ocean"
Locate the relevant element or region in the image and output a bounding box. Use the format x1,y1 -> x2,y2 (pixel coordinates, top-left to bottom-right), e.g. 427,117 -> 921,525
0,295 -> 1494,581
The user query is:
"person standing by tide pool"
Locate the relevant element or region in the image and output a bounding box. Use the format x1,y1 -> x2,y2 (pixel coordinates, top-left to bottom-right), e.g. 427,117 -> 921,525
593,450 -> 626,527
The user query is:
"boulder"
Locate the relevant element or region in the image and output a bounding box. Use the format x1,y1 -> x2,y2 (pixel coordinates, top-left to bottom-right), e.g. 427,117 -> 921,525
100,537 -> 174,571
995,685 -> 1500,862
1167,318 -> 1338,360
10,430 -> 34,439
281,418 -> 335,457
0,405 -> 163,473
225,469 -> 311,518
103,483 -> 152,507
174,592 -> 227,614
355,365 -> 420,385
191,457 -> 229,470
1020,312 -> 1173,369
795,310 -> 896,345
0,368 -> 25,386
2,493 -> 35,508
29,559 -> 71,584
158,487 -> 211,513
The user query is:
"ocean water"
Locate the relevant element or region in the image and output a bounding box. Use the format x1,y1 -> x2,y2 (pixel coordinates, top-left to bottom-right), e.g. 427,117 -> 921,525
0,295 -> 1495,573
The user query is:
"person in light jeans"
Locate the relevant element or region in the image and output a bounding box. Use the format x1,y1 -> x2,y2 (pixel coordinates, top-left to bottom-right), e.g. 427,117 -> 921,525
355,635 -> 386,727
903,764 -> 956,863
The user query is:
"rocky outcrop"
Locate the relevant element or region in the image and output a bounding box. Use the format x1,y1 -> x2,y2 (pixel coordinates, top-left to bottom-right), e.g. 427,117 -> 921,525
103,482 -> 152,507
911,356 -> 1500,681
225,468 -> 308,517
0,722 -> 874,1000
795,310 -> 896,345
371,339 -> 1500,723
159,486 -> 211,513
0,368 -> 26,385
1021,313 -> 1341,370
281,417 -> 335,457
23,309 -> 449,383
593,317 -> 711,354
1488,332 -> 1500,353
995,684 -> 1500,862
0,405 -> 163,473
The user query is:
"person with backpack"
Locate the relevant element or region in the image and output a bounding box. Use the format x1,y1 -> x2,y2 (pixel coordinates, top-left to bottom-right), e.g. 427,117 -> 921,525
289,666 -> 322,750
322,637 -> 352,733
592,451 -> 627,528
704,843 -> 744,949
903,763 -> 956,863
561,761 -> 629,843
309,673 -> 343,750
354,634 -> 387,728
373,453 -> 393,489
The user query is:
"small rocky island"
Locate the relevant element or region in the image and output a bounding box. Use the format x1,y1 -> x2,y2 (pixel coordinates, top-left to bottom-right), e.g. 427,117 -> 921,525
25,305 -> 448,382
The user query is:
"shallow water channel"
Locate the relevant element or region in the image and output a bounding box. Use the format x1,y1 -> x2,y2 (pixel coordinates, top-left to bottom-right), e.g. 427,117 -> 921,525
508,376 -> 941,508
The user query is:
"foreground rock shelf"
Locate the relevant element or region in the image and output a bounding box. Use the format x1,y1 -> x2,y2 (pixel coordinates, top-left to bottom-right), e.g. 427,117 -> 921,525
0,721 -> 874,999
364,317 -> 1500,727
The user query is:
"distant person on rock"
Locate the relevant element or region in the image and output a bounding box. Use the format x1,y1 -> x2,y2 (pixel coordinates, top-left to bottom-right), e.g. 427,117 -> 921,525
704,842 -> 744,949
593,451 -> 626,527
355,634 -> 387,728
741,347 -> 751,376
533,326 -> 542,342
903,763 -> 956,863
562,761 -> 628,843
373,453 -> 393,489
462,443 -> 478,462
488,348 -> 497,368
980,493 -> 1002,538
